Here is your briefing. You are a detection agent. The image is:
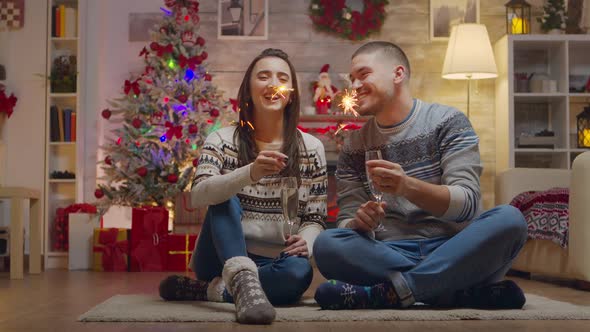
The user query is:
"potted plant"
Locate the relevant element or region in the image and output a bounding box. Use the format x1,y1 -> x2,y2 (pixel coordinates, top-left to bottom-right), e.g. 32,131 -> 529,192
538,0 -> 568,34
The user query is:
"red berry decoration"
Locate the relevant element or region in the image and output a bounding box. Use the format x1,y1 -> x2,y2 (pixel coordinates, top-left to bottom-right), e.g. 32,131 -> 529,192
136,166 -> 148,177
101,109 -> 112,119
167,173 -> 178,183
210,109 -> 220,117
177,94 -> 188,103
201,51 -> 208,60
105,156 -> 112,165
197,36 -> 205,46
132,118 -> 142,128
94,189 -> 104,199
192,158 -> 199,167
205,74 -> 212,81
188,124 -> 198,134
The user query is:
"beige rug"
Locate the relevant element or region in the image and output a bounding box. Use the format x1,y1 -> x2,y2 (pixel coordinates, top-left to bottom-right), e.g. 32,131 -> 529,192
78,294 -> 590,322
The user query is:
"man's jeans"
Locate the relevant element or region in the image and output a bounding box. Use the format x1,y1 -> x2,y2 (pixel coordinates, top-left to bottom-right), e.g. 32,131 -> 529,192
189,196 -> 313,305
313,205 -> 527,307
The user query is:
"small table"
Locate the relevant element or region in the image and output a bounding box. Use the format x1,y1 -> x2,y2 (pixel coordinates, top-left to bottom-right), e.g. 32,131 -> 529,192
0,187 -> 41,279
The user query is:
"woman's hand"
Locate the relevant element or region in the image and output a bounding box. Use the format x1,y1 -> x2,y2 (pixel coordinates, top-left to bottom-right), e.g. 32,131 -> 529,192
250,150 -> 288,182
283,235 -> 308,257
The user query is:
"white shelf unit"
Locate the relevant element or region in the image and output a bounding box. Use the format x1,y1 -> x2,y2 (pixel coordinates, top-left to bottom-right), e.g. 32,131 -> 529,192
494,34 -> 590,174
44,0 -> 85,269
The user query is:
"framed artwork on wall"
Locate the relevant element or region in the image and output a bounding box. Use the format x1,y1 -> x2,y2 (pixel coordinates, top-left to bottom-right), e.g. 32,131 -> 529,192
430,0 -> 480,41
218,0 -> 268,40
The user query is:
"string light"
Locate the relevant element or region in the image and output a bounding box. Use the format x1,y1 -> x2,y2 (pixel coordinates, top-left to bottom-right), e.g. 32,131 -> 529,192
116,137 -> 122,145
160,135 -> 167,142
184,69 -> 195,82
167,59 -> 176,69
192,144 -> 197,150
269,85 -> 294,99
339,89 -> 360,117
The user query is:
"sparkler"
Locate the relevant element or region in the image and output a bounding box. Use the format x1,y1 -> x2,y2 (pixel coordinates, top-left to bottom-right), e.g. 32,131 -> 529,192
269,85 -> 295,100
339,89 -> 359,117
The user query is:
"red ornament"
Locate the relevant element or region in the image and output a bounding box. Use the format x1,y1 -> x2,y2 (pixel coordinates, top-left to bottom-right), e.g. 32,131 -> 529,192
101,109 -> 112,119
136,167 -> 148,177
167,174 -> 178,183
192,158 -> 199,167
210,109 -> 220,117
201,51 -> 208,60
163,97 -> 170,104
197,36 -> 205,46
184,15 -> 190,22
94,189 -> 104,199
132,118 -> 142,128
205,74 -> 212,81
177,94 -> 188,103
188,124 -> 198,134
105,156 -> 112,165
159,27 -> 168,34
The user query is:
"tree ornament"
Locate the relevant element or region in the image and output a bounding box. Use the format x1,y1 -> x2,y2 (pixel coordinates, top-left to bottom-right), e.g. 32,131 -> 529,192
105,156 -> 113,165
177,94 -> 188,103
210,109 -> 220,117
201,51 -> 208,60
192,158 -> 199,167
132,118 -> 142,128
101,109 -> 112,119
205,73 -> 212,81
188,124 -> 198,134
167,173 -> 178,183
136,166 -> 148,177
197,36 -> 205,46
94,189 -> 104,199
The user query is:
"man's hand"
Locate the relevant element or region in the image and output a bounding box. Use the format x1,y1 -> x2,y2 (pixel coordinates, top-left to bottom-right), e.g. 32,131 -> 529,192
250,150 -> 288,182
349,201 -> 386,232
284,235 -> 308,257
366,160 -> 408,196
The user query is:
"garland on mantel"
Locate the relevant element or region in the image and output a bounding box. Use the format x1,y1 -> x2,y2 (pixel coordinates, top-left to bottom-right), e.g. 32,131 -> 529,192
309,0 -> 389,40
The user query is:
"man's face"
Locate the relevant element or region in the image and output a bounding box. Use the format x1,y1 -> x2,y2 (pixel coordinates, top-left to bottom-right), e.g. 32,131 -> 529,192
349,52 -> 396,116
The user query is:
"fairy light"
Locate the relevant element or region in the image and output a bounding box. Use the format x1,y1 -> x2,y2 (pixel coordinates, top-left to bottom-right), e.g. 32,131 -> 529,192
270,85 -> 294,100
339,89 -> 359,117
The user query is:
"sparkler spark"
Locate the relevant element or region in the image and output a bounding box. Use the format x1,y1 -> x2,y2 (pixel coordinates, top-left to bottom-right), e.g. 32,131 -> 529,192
339,89 -> 359,117
246,121 -> 255,130
270,85 -> 294,100
334,123 -> 347,135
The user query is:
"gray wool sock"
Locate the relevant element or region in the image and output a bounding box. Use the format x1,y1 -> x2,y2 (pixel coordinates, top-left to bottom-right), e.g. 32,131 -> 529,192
222,256 -> 275,324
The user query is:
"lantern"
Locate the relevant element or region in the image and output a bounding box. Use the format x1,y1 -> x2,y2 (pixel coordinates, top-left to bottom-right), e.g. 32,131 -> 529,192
505,0 -> 531,34
577,106 -> 590,148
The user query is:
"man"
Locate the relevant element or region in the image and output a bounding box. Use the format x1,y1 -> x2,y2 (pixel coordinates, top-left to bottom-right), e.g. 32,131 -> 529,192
312,41 -> 528,310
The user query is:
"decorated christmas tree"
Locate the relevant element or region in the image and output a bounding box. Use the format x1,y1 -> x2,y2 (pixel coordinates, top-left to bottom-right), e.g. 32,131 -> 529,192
95,0 -> 235,212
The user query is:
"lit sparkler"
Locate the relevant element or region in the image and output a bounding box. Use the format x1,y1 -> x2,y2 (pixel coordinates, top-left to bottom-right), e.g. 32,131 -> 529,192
270,85 -> 295,100
339,89 -> 359,117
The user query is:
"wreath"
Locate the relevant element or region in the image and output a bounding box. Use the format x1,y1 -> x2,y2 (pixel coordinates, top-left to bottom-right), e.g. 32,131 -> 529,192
309,0 -> 389,40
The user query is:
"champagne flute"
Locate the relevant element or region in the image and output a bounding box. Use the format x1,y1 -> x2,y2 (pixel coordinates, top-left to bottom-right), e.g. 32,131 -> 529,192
281,177 -> 299,237
365,150 -> 385,232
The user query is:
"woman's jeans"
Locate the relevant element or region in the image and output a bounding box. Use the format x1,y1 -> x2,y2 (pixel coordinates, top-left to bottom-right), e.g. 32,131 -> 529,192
189,196 -> 313,305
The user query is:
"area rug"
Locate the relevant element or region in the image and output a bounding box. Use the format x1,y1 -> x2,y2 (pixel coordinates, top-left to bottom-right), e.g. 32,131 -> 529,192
78,294 -> 590,322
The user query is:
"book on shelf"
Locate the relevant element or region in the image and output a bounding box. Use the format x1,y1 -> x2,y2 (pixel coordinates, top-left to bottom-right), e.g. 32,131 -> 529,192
50,105 -> 76,142
51,5 -> 77,38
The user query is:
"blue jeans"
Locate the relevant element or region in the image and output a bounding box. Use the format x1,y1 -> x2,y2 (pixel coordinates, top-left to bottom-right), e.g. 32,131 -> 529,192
189,196 -> 313,305
313,205 -> 527,307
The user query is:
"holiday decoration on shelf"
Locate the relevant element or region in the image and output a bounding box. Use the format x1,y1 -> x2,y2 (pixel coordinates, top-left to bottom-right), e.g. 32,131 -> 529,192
538,0 -> 568,33
96,0 -> 235,214
309,0 -> 389,40
312,64 -> 338,114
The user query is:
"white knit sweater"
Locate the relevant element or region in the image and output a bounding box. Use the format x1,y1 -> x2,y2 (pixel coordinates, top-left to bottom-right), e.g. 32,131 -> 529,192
191,126 -> 327,258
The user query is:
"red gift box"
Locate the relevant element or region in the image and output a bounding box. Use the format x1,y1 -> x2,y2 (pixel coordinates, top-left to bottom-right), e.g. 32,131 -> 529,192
166,233 -> 198,272
92,228 -> 129,272
130,206 -> 169,271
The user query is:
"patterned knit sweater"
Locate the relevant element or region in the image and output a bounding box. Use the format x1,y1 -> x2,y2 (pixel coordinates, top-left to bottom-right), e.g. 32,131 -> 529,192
191,126 -> 327,257
337,99 -> 483,241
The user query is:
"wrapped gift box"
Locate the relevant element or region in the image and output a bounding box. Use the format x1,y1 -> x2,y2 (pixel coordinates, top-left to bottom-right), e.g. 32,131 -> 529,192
130,206 -> 169,271
166,233 -> 198,272
68,213 -> 100,270
93,228 -> 129,272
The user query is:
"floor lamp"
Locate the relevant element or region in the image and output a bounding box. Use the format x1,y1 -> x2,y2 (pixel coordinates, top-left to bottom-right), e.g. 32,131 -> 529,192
442,24 -> 498,119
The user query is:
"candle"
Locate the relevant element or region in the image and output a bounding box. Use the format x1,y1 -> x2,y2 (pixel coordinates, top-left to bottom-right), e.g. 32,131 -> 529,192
511,17 -> 529,34
581,129 -> 590,147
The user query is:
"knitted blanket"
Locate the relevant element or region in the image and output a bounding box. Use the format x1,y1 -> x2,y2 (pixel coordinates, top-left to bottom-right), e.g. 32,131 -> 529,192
510,187 -> 569,248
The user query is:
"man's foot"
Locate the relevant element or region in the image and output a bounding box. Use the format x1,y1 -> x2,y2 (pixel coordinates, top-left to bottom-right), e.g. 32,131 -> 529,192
314,279 -> 400,310
455,280 -> 526,309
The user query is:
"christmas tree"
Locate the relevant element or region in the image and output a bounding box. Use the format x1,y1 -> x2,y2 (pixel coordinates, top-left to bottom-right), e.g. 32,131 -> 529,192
95,0 -> 235,212
538,0 -> 568,32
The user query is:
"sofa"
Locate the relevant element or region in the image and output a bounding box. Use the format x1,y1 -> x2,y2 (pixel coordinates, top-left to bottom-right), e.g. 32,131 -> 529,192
495,151 -> 590,286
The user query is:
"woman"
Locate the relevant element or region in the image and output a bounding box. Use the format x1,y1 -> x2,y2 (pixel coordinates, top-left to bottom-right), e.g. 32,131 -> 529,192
159,48 -> 327,325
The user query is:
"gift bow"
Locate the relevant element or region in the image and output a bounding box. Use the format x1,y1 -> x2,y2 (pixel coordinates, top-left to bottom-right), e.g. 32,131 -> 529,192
150,42 -> 174,57
165,121 -> 183,140
93,228 -> 128,272
179,54 -> 201,70
124,79 -> 140,96
168,234 -> 193,272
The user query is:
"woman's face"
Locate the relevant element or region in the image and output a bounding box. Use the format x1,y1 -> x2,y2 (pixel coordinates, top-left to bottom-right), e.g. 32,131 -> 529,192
249,56 -> 293,114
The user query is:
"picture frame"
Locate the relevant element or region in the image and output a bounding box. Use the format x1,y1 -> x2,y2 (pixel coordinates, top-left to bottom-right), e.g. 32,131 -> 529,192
128,12 -> 161,42
430,0 -> 480,41
218,0 -> 268,40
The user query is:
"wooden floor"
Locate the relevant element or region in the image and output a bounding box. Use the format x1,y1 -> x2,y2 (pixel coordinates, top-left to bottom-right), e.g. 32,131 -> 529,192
1,269 -> 590,331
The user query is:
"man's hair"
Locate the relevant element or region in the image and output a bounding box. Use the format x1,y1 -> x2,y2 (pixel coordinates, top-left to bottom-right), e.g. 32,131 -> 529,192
352,41 -> 411,80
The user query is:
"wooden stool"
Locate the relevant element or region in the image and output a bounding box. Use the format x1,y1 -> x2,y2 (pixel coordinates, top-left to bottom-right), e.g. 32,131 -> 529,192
0,187 -> 41,279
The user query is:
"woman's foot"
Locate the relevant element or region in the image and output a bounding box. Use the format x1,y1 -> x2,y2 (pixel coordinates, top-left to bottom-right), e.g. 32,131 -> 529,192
159,275 -> 227,302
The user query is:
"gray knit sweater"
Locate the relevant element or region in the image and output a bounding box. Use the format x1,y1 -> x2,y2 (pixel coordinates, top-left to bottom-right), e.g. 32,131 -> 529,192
336,99 -> 483,241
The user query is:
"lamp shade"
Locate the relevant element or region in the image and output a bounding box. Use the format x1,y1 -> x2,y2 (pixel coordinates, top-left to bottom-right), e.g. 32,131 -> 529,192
442,24 -> 498,80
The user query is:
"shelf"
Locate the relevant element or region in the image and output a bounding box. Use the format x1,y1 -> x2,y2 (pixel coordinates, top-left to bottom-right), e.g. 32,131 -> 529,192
49,142 -> 76,146
513,93 -> 567,102
46,251 -> 68,257
51,37 -> 78,42
49,93 -> 77,98
514,148 -> 569,153
299,114 -> 369,123
48,179 -> 76,183
571,149 -> 590,153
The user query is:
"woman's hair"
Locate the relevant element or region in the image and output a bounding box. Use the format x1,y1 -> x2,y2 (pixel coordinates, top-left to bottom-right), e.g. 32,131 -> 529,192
234,48 -> 305,183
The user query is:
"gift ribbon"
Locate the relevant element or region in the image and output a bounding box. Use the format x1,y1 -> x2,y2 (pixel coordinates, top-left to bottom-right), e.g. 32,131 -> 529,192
93,228 -> 128,272
168,234 -> 192,272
